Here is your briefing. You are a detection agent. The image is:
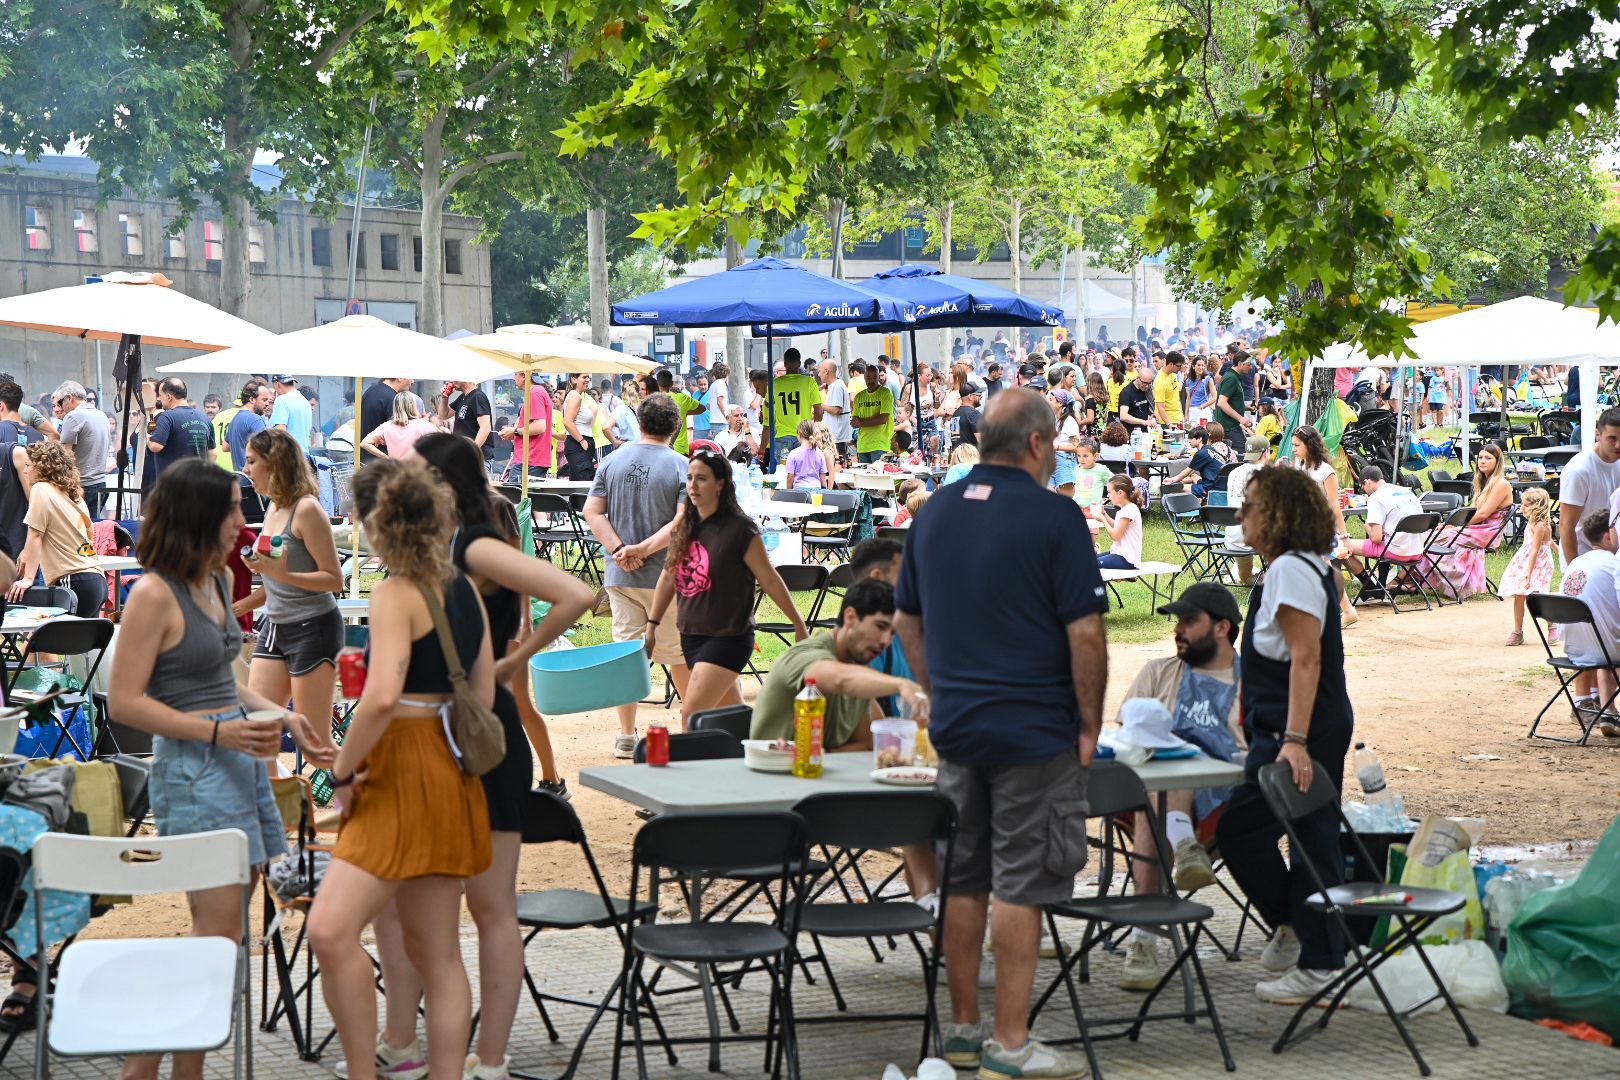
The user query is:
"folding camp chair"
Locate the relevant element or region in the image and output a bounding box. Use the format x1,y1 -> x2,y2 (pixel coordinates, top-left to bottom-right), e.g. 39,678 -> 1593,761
34,830 -> 255,1080
1257,762 -> 1479,1075
5,617 -> 114,760
529,492 -> 601,586
744,565 -> 828,683
810,563 -> 856,631
800,490 -> 862,564
1163,492 -> 1218,577
512,790 -> 663,1080
1355,512 -> 1440,613
1525,593 -> 1619,744
1197,505 -> 1252,590
258,775 -> 341,1062
1029,762 -> 1235,1078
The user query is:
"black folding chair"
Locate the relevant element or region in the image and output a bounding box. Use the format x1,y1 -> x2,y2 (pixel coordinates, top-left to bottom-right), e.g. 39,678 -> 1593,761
632,729 -> 742,764
876,526 -> 910,544
1355,513 -> 1440,613
1525,593 -> 1619,744
1197,505 -> 1252,590
1257,762 -> 1479,1074
789,792 -> 955,1061
614,812 -> 810,1079
1419,491 -> 1463,516
1428,479 -> 1474,500
1164,492 -> 1218,577
513,790 -> 663,1080
797,491 -> 862,564
745,565 -> 829,683
17,586 -> 74,612
810,563 -> 856,631
1029,762 -> 1235,1077
530,492 -> 601,586
5,617 -> 115,759
688,705 -> 752,743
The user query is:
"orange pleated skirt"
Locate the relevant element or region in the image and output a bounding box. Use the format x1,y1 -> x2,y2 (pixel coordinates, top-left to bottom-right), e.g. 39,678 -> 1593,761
334,713 -> 492,880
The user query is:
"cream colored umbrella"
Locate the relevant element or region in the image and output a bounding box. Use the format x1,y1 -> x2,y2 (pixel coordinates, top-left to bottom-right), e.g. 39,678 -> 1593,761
457,324 -> 661,487
161,314 -> 516,597
0,271 -> 277,519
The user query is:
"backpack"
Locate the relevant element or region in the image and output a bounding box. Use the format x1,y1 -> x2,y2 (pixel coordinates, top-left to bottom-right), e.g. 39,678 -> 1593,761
416,581 -> 505,776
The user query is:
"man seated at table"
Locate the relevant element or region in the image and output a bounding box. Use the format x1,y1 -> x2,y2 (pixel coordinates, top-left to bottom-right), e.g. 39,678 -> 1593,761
1112,582 -> 1246,990
1342,465 -> 1425,587
749,579 -> 927,751
848,537 -> 912,714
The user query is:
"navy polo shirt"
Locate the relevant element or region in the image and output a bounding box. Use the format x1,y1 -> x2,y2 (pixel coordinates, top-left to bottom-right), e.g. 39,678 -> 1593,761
895,463 -> 1108,766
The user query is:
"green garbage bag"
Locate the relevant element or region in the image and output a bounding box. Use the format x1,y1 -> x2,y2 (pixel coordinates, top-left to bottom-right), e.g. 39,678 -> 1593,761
513,496 -> 555,625
1500,813 -> 1620,1037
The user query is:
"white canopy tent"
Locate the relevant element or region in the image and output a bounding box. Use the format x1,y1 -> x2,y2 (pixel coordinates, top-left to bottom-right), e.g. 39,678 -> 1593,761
1304,296 -> 1620,463
157,314 -> 517,381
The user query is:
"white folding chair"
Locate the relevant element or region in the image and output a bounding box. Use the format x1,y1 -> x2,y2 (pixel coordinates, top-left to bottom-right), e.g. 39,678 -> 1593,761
32,828 -> 253,1080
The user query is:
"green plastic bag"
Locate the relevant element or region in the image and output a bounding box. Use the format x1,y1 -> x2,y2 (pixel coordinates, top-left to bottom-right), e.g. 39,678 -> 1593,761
1500,814 -> 1620,1037
513,496 -> 555,625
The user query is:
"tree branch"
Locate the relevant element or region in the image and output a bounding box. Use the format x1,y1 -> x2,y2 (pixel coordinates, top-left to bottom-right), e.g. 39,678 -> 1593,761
442,151 -> 526,196
312,6 -> 384,71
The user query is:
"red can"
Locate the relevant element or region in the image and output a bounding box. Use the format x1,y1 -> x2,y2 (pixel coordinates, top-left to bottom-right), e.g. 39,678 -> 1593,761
645,721 -> 670,766
337,647 -> 368,699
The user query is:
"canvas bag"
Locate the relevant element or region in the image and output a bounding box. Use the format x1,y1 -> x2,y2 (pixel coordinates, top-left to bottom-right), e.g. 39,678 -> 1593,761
415,581 -> 505,776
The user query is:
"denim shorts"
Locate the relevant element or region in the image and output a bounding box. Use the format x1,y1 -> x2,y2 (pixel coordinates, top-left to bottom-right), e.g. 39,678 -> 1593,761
149,707 -> 288,865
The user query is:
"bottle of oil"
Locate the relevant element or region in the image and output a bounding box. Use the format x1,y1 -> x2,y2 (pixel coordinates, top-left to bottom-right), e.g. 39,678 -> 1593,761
792,679 -> 825,778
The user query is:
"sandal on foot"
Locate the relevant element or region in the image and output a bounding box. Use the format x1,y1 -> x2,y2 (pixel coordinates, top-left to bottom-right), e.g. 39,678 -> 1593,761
0,987 -> 37,1034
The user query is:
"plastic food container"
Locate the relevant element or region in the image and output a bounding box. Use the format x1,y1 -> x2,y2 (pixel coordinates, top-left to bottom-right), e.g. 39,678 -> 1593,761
0,708 -> 24,755
872,718 -> 917,770
529,640 -> 652,714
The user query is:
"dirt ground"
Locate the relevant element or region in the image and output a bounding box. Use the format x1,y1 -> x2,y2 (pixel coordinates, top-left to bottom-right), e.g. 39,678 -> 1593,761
85,596 -> 1620,941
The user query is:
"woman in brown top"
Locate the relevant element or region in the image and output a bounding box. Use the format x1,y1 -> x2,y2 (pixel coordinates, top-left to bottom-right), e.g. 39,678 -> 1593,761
647,447 -> 807,726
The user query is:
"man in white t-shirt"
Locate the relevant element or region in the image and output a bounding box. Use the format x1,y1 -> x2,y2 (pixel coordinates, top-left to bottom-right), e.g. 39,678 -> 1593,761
1558,509 -> 1620,734
1343,466 -> 1425,576
1562,407 -> 1620,563
819,358 -> 852,456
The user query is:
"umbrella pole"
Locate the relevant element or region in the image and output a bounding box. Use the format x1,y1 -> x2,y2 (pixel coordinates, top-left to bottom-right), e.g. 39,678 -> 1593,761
112,334 -> 141,523
351,373 -> 362,599
521,372 -> 532,490
765,329 -> 777,471
909,329 -> 922,462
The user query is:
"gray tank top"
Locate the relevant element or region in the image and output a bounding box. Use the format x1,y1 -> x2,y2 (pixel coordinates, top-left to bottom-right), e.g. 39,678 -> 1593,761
262,497 -> 339,622
148,573 -> 241,713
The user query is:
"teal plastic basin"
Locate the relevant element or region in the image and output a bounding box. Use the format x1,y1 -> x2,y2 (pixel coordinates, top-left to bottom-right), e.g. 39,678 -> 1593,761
529,640 -> 652,715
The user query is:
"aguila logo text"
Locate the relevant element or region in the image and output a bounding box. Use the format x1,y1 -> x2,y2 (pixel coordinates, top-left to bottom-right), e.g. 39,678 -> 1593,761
806,302 -> 862,318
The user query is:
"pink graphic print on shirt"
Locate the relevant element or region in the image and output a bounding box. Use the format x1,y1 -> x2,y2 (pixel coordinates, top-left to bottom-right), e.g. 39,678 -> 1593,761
676,539 -> 713,597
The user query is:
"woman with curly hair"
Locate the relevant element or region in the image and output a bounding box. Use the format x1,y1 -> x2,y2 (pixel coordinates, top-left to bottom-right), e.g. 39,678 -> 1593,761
8,441 -> 105,616
1217,464 -> 1355,1007
647,448 -> 807,725
307,458 -> 494,1080
239,428 -> 344,751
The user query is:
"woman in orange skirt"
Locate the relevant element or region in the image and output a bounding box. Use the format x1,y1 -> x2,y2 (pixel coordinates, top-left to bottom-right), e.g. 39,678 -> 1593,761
307,459 -> 494,1080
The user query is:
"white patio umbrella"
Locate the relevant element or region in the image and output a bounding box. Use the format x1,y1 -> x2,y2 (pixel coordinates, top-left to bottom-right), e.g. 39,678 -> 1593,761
457,325 -> 660,486
161,315 -> 519,596
0,271 -> 277,519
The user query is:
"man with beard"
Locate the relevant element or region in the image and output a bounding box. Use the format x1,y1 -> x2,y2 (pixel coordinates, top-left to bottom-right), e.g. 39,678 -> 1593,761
1112,581 -> 1245,991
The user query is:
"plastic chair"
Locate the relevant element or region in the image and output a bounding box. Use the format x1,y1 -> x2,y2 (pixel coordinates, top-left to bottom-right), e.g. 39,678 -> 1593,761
33,829 -> 255,1079
790,792 -> 956,1061
1525,593 -> 1619,744
6,617 -> 115,759
515,790 -> 662,1080
1029,762 -> 1235,1078
614,812 -> 810,1078
1257,762 -> 1479,1074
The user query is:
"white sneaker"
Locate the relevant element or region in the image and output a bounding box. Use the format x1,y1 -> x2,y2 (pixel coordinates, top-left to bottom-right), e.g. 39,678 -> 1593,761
333,1036 -> 428,1079
613,731 -> 637,759
1260,925 -> 1301,972
1255,966 -> 1341,1005
1119,937 -> 1163,991
976,1036 -> 1089,1079
1172,838 -> 1217,893
464,1054 -> 510,1080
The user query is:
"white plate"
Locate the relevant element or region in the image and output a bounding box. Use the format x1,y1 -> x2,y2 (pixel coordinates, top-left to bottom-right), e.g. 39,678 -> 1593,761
746,757 -> 794,774
870,766 -> 938,787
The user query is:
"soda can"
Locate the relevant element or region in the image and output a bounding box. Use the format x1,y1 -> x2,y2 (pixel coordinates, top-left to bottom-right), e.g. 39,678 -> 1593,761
646,721 -> 670,766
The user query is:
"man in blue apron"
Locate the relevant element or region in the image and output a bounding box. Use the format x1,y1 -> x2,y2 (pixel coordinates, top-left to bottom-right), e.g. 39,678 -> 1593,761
1113,582 -> 1245,990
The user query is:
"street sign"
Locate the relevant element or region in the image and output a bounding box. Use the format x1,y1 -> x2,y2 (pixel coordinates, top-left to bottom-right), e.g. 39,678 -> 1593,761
346,298 -> 363,316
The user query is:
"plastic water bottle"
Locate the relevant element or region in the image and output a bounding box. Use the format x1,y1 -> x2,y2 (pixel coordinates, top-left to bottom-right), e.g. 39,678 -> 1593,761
743,462 -> 765,515
1353,742 -> 1405,829
762,515 -> 785,555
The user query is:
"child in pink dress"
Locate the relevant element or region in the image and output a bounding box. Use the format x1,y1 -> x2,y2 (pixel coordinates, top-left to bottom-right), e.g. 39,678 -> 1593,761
1502,487 -> 1555,645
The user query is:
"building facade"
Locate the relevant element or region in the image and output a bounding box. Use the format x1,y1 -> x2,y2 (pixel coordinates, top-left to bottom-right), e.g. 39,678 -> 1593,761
0,155 -> 492,405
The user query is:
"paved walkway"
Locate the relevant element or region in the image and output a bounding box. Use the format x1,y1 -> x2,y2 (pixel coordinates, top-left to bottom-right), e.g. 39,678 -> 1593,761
25,870 -> 1613,1079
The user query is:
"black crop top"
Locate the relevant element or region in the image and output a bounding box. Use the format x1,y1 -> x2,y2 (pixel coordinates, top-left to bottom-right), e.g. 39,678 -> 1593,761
451,524 -> 519,660
392,574 -> 486,693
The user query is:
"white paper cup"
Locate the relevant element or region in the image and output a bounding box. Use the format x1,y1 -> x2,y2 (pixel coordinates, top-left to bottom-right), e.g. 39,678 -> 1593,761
245,709 -> 285,761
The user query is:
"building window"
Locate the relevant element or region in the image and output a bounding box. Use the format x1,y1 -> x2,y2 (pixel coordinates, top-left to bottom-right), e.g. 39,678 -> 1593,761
73,209 -> 98,253
444,238 -> 462,275
163,220 -> 186,260
24,206 -> 51,251
347,231 -> 366,269
311,227 -> 332,267
412,236 -> 423,272
380,232 -> 400,271
248,223 -> 266,264
119,213 -> 143,257
203,218 -> 223,262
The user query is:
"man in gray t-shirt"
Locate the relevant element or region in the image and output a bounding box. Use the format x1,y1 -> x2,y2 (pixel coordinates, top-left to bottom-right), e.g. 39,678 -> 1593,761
53,381 -> 111,517
583,392 -> 692,756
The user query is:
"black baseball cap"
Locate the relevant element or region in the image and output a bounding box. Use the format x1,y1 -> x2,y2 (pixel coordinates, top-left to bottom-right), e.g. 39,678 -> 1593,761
272,374 -> 298,385
1157,582 -> 1242,628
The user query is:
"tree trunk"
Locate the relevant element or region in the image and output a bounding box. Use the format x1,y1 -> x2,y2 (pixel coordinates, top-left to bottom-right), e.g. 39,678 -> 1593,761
587,206 -> 609,348
219,3 -> 254,320
938,200 -> 953,273
725,233 -> 747,396
829,197 -> 847,375
1129,264 -> 1139,347
1008,196 -> 1024,295
419,115 -> 447,338
1075,217 -> 1087,343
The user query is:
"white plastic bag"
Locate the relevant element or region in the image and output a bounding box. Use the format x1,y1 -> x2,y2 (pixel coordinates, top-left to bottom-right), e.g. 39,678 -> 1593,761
1345,940 -> 1508,1015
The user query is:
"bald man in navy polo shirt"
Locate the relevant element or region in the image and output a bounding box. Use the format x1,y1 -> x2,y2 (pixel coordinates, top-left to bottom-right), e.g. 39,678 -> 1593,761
895,387 -> 1109,1077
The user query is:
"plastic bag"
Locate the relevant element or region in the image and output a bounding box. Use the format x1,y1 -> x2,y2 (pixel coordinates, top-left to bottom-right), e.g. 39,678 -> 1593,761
1395,818 -> 1484,943
1501,814 -> 1620,1037
1346,940 -> 1508,1015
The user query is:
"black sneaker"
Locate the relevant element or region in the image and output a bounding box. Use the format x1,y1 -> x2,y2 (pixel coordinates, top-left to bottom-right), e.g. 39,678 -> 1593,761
536,778 -> 571,801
